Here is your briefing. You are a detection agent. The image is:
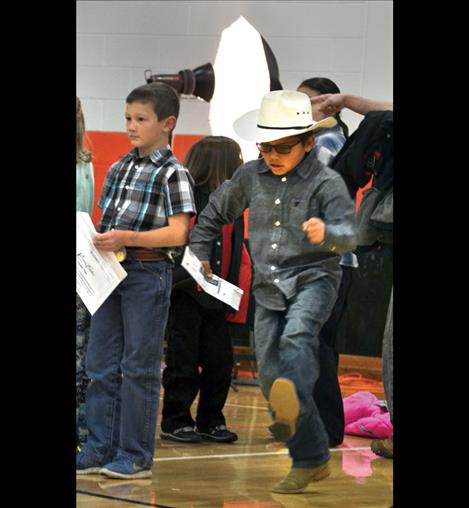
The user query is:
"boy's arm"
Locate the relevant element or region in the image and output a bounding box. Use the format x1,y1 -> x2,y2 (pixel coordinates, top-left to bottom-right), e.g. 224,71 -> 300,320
93,213 -> 191,251
189,177 -> 249,276
303,176 -> 357,254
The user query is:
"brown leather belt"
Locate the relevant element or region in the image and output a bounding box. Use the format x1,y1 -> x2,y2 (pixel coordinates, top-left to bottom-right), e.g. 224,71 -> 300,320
124,248 -> 168,261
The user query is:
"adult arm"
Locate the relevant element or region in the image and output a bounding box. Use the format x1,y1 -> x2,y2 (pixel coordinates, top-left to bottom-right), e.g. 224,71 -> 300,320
311,93 -> 393,116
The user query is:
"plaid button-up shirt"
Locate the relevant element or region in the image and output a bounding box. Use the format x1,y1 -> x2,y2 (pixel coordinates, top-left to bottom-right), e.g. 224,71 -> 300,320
98,145 -> 196,256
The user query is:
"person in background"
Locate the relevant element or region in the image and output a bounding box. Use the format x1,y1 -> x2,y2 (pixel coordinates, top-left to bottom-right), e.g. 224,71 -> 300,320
190,90 -> 357,493
160,136 -> 245,444
76,96 -> 95,450
297,77 -> 349,165
371,288 -> 393,458
76,82 -> 196,480
313,92 -> 393,459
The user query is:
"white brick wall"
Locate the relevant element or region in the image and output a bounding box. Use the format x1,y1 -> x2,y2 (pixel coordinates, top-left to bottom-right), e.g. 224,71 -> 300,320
77,0 -> 392,135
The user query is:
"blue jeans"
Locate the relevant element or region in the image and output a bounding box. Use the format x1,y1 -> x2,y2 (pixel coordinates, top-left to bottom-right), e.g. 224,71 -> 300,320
83,259 -> 172,468
382,287 -> 393,421
254,276 -> 339,468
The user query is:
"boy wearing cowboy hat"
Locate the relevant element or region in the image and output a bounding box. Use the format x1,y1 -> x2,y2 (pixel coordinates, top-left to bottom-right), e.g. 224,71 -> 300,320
189,90 -> 357,493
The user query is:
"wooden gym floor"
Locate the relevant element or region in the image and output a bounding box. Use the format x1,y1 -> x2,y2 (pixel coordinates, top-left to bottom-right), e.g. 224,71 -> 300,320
76,378 -> 393,507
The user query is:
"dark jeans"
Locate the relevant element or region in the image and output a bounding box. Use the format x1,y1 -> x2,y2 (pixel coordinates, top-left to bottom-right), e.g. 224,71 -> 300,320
83,260 -> 172,469
314,266 -> 353,447
336,244 -> 393,357
382,287 -> 393,421
161,291 -> 234,433
254,277 -> 339,468
76,295 -> 91,446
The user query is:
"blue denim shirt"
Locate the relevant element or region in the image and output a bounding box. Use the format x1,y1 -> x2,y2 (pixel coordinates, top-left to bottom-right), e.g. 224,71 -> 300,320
189,151 -> 357,311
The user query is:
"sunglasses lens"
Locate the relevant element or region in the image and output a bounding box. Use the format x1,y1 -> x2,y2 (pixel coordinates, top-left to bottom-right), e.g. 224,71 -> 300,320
257,139 -> 300,154
257,143 -> 271,153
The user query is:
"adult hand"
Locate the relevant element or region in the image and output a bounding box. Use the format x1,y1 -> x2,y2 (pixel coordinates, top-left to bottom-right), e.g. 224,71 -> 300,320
310,93 -> 345,115
302,218 -> 326,244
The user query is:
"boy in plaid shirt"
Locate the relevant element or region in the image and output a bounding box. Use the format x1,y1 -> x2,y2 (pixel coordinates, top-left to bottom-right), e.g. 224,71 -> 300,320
77,83 -> 196,479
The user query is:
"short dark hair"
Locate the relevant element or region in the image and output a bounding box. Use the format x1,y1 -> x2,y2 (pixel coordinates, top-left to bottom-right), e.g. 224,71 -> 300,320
126,82 -> 180,121
184,136 -> 243,192
297,130 -> 315,145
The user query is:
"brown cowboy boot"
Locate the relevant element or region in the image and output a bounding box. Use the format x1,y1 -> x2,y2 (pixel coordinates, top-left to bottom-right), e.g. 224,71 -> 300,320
271,461 -> 331,493
269,378 -> 300,442
371,436 -> 393,458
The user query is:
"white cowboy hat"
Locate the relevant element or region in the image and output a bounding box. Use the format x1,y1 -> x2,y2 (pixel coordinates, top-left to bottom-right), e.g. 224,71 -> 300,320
233,90 -> 337,143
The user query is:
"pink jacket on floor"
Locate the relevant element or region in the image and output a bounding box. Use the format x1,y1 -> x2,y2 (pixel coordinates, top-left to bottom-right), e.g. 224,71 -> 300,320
343,390 -> 393,439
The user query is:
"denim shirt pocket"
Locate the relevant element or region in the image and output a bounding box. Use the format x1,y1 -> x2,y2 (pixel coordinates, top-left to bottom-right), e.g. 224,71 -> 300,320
289,198 -> 320,225
289,198 -> 321,246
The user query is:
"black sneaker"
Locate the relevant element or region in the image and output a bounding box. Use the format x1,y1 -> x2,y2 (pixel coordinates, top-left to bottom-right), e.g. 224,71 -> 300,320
198,425 -> 238,443
267,423 -> 279,437
160,426 -> 202,443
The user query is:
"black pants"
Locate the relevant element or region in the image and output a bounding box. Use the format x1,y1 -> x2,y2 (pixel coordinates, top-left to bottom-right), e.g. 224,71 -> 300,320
161,291 -> 234,433
336,244 -> 393,357
314,265 -> 354,447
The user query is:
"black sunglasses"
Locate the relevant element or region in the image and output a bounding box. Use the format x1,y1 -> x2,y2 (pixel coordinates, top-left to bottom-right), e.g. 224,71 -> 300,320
256,139 -> 302,155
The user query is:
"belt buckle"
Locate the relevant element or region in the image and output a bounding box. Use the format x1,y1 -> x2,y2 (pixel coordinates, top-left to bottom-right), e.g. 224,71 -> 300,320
115,247 -> 127,262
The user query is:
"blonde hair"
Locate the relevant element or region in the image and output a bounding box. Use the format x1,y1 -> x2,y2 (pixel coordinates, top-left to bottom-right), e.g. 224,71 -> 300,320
76,96 -> 92,164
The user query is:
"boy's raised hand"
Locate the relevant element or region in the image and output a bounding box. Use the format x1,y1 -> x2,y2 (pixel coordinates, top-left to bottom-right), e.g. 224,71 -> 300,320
302,218 -> 326,244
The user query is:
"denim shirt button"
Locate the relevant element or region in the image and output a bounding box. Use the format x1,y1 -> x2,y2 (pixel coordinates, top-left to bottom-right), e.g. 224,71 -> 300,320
275,221 -> 281,226
275,199 -> 281,205
270,265 -> 276,270
274,278 -> 280,283
281,177 -> 287,182
272,243 -> 278,249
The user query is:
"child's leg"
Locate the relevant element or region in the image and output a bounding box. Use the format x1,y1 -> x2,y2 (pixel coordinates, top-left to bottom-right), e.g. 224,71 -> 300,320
161,291 -> 202,433
76,294 -> 91,447
278,277 -> 339,468
83,290 -> 124,465
116,260 -> 172,468
313,268 -> 353,447
196,307 -> 234,432
252,302 -> 284,402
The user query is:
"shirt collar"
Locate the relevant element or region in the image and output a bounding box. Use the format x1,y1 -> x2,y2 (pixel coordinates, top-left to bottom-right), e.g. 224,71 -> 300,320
123,145 -> 172,165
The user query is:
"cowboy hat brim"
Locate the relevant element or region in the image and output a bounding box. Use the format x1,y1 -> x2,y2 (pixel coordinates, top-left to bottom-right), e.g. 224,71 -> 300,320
232,109 -> 337,143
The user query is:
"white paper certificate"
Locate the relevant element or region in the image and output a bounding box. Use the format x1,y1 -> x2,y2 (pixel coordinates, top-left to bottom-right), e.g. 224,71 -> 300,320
181,247 -> 244,311
76,212 -> 128,315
